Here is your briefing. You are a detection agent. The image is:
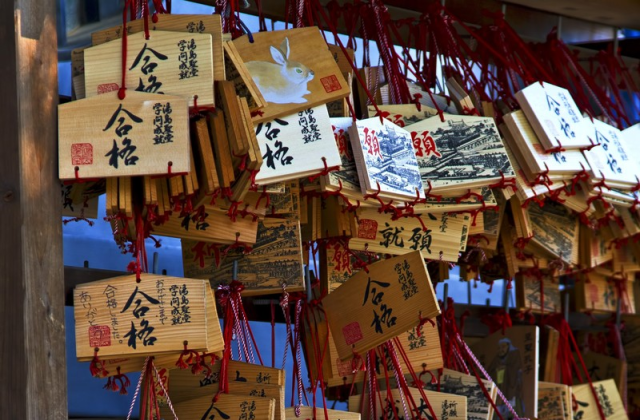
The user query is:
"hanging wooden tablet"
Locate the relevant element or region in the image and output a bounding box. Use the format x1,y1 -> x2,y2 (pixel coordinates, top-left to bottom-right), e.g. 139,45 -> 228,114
61,182 -> 100,219
253,105 -> 342,185
572,379 -> 628,420
74,273 -> 224,360
537,386 -> 566,420
152,205 -> 258,244
347,209 -> 471,263
59,91 -> 189,179
90,13 -> 224,81
322,251 -> 439,360
84,31 -> 214,107
71,47 -> 86,100
540,325 -> 560,382
171,393 -> 276,420
286,407 -> 360,420
321,117 -> 360,194
405,81 -> 459,114
407,114 -> 515,192
423,368 -> 497,420
232,27 -> 350,123
181,218 -> 304,296
539,382 -> 572,420
470,325 -> 540,420
573,271 -> 635,314
515,82 -> 592,150
223,41 -> 266,111
348,387 -> 467,420
583,118 -> 636,190
503,110 -> 590,176
577,351 -> 627,395
238,96 -> 264,172
349,116 -> 425,201
207,110 -> 236,187
526,200 -> 580,265
325,322 -> 443,387
168,364 -> 285,420
515,270 -> 561,313
367,104 -> 437,128
191,115 -> 221,208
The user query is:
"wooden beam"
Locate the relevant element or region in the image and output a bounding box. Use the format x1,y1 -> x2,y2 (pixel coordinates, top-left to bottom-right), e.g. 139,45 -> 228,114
0,1 -> 67,418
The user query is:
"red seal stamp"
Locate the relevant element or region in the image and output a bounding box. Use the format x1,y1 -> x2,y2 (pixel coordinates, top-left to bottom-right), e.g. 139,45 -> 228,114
336,358 -> 352,377
89,325 -> 111,347
71,143 -> 93,165
342,322 -> 363,346
98,83 -> 119,95
357,219 -> 378,240
320,75 -> 341,93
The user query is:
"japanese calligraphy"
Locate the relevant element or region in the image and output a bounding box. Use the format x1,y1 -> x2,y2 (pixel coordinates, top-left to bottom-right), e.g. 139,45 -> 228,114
186,20 -> 206,33
362,127 -> 383,160
153,102 -> 174,144
332,125 -> 352,160
411,130 -> 442,158
200,403 -> 231,420
407,325 -> 426,350
169,284 -> 191,325
362,276 -> 397,334
596,384 -> 614,417
298,108 -> 321,144
239,401 -> 256,420
256,119 -> 289,140
178,39 -> 199,79
80,291 -> 97,326
156,279 -> 167,325
395,260 -> 418,300
130,43 -> 168,93
103,104 -> 142,169
121,286 -> 160,349
408,227 -> 433,254
103,285 -> 122,343
263,140 -> 293,170
379,223 -> 405,248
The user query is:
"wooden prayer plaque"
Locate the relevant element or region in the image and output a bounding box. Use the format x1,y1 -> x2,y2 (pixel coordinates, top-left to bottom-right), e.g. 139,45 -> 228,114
84,31 -> 214,107
325,322 -> 443,387
169,363 -> 285,420
515,270 -> 561,314
171,392 -> 276,420
152,206 -> 259,245
424,368 -> 496,420
572,379 -> 628,420
515,82 -> 592,150
232,27 -> 350,122
470,325 -> 539,420
254,105 -> 342,185
90,14 -> 224,81
347,209 -> 471,263
74,273 -> 223,360
349,387 -> 467,420
322,251 -> 440,360
58,91 -> 189,179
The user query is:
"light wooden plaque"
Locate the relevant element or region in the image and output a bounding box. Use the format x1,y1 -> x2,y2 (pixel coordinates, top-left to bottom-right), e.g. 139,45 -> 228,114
58,91 -> 189,179
233,27 -> 350,123
347,209 -> 471,263
74,274 -> 222,360
90,14 -> 224,81
85,31 -> 213,107
322,251 -> 440,360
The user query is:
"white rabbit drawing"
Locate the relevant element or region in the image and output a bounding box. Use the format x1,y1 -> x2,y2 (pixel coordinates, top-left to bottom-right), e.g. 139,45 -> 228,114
245,37 -> 315,104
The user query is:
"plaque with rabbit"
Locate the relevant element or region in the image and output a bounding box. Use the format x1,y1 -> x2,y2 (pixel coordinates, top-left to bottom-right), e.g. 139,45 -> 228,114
232,27 -> 351,122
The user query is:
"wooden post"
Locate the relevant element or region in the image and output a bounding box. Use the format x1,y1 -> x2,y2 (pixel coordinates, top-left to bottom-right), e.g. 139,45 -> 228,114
0,1 -> 67,418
